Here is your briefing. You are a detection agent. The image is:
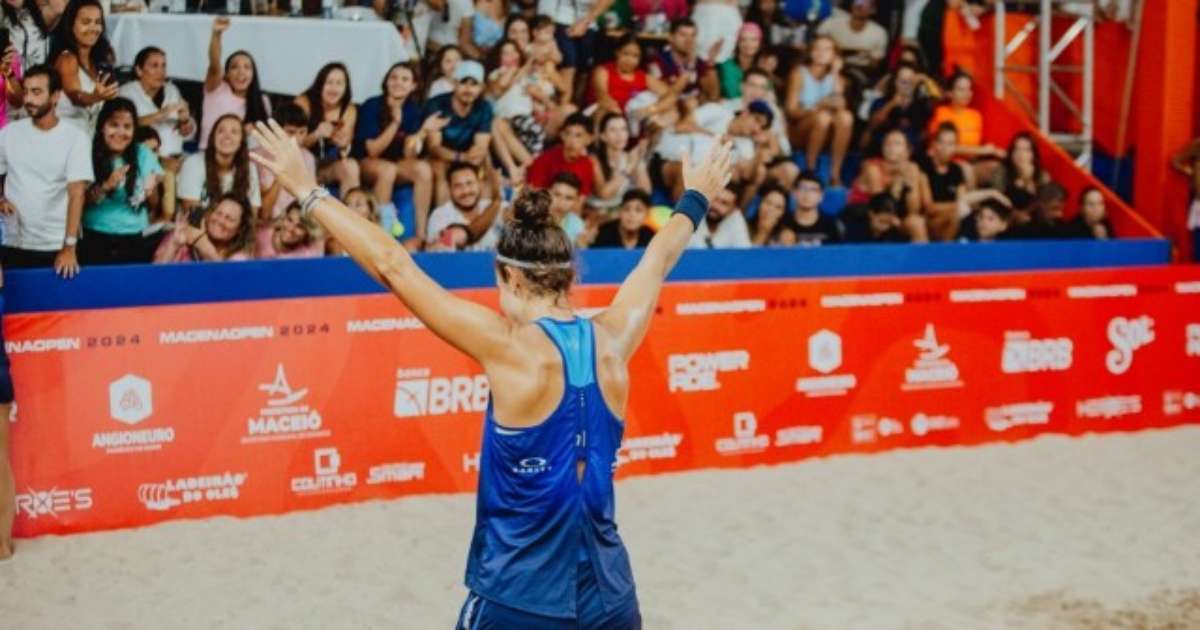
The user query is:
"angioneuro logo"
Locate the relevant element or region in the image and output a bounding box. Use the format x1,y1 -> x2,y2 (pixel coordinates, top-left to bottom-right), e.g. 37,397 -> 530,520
1105,316 -> 1154,375
796,330 -> 857,397
902,324 -> 962,390
394,368 -> 490,417
93,375 -> 174,455
242,364 -> 328,445
667,350 -> 750,392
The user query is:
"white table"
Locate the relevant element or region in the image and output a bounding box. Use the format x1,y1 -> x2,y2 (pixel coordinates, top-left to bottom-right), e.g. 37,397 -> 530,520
107,13 -> 410,99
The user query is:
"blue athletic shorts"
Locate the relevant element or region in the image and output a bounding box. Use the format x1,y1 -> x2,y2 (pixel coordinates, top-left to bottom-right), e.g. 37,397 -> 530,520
456,561 -> 641,629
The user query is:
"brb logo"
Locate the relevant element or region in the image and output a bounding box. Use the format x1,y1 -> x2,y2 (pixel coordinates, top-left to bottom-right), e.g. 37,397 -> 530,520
394,368 -> 489,418
667,350 -> 750,393
1001,331 -> 1073,373
1105,316 -> 1154,375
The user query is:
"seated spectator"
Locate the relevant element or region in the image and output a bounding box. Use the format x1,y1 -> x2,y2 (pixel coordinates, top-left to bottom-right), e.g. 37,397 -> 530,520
327,187 -> 381,256
648,19 -> 718,102
487,39 -> 571,183
688,181 -> 752,249
425,45 -> 463,100
354,62 -> 440,240
1171,137 -> 1200,260
49,0 -> 118,133
850,193 -> 909,243
537,0 -> 606,103
630,0 -> 689,27
1008,182 -> 1068,240
154,193 -> 254,262
504,15 -> 531,52
862,61 -> 933,152
459,0 -> 506,60
423,60 -> 493,205
427,222 -> 472,252
296,62 -> 360,196
746,0 -> 807,57
177,113 -> 262,218
990,131 -> 1050,198
79,97 -> 164,265
1,42 -> 24,129
849,128 -> 925,240
750,182 -> 796,246
1061,186 -> 1111,240
547,171 -> 588,246
791,170 -> 841,246
427,0 -> 474,56
0,65 -> 92,275
201,17 -> 270,150
590,113 -> 651,212
716,23 -> 764,99
255,203 -> 324,259
816,0 -> 887,78
527,17 -> 564,75
919,121 -> 970,240
257,102 -> 315,226
968,198 -> 1011,243
784,0 -> 834,33
119,46 -> 195,172
926,72 -> 1003,160
592,189 -> 656,249
527,112 -> 598,197
425,161 -> 504,250
785,35 -> 853,185
591,34 -> 676,129
1,0 -> 53,71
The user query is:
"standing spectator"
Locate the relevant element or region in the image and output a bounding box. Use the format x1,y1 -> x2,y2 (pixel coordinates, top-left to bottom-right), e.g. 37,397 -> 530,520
458,0 -> 505,60
327,187 -> 381,255
791,170 -> 841,245
592,189 -> 655,249
201,17 -> 271,150
0,38 -> 22,129
177,113 -> 262,217
849,128 -> 924,239
425,161 -> 504,250
0,65 -> 91,276
990,131 -> 1049,198
257,102 -> 315,230
688,181 -> 752,248
48,0 -> 117,132
785,35 -> 853,185
296,62 -> 360,196
355,62 -> 441,242
118,46 -> 194,172
648,18 -> 718,102
591,34 -> 676,126
716,23 -> 764,99
1171,137 -> 1200,260
926,72 -> 1003,160
527,112 -> 598,198
79,98 -> 163,265
750,182 -> 795,246
425,44 -> 463,100
423,60 -> 493,205
255,203 -> 324,259
590,113 -> 651,212
1,0 -> 55,71
816,0 -> 888,78
537,0 -> 614,100
154,193 -> 254,262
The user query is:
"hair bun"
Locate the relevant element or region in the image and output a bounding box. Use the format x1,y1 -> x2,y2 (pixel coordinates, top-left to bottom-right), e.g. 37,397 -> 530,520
508,189 -> 554,229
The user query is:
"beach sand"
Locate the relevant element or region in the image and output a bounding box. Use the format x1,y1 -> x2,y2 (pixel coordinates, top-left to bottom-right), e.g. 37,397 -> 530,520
3,426 -> 1198,629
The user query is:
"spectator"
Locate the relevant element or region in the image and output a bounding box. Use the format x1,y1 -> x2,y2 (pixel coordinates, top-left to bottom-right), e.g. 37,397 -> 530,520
592,189 -> 655,249
504,15 -> 531,51
296,62 -> 360,196
990,131 -> 1049,198
527,17 -> 564,75
536,0 -> 612,101
488,39 -> 570,183
816,0 -> 888,77
425,45 -> 462,100
1171,137 -> 1200,260
0,39 -> 22,129
783,0 -> 834,29
969,198 -> 1011,242
79,97 -> 163,265
746,0 -> 806,55
693,0 -> 744,66
591,34 -> 676,127
785,35 -> 853,185
750,182 -> 795,245
851,192 -> 909,243
458,0 -> 505,60
0,65 -> 91,275
849,128 -> 924,239
590,113 -> 651,212
791,170 -> 841,245
423,60 -> 493,205
177,113 -> 262,218
687,181 -> 752,248
862,61 -> 933,151
257,102 -> 315,230
1061,186 -> 1111,240
919,121 -> 974,240
327,187 -> 381,256
48,0 -> 116,132
118,46 -> 194,171
527,112 -> 598,197
1,0 -> 55,71
1008,182 -> 1067,239
548,171 -> 588,246
355,62 -> 441,242
201,17 -> 270,150
716,23 -> 763,99
630,0 -> 688,27
255,203 -> 324,259
425,161 -> 504,250
135,125 -> 159,154
154,193 -> 254,262
427,0 -> 474,55
648,18 -> 718,102
926,72 -> 1003,160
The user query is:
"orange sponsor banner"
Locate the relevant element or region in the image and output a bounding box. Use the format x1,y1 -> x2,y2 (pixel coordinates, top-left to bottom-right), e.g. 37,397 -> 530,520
9,266 -> 1200,537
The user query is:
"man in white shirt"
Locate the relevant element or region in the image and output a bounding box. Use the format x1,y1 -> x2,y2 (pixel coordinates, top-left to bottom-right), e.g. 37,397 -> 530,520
538,0 -> 616,97
0,65 -> 93,277
426,161 -> 504,251
688,182 -> 751,249
817,0 -> 888,75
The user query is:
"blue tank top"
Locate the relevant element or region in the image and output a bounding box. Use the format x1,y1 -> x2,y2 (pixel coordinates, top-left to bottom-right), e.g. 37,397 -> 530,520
465,317 -> 636,618
797,66 -> 836,110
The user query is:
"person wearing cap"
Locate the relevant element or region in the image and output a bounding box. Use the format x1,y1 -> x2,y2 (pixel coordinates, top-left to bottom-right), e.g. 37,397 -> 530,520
816,0 -> 888,77
422,59 -> 493,206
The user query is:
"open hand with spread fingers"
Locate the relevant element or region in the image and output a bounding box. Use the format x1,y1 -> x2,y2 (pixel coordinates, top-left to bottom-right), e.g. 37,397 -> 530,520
249,120 -> 319,201
680,140 -> 734,203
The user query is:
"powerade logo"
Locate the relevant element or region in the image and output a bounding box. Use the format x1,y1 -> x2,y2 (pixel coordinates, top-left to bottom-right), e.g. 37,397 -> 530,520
667,350 -> 750,392
1001,331 -> 1073,373
393,368 -> 490,418
1105,316 -> 1154,375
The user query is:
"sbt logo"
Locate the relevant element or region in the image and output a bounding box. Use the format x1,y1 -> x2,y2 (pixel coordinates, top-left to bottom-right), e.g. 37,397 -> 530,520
394,368 -> 489,418
1106,316 -> 1154,375
667,350 -> 750,392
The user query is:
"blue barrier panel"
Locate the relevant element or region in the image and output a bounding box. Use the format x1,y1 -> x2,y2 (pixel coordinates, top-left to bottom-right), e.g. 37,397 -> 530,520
5,238 -> 1170,313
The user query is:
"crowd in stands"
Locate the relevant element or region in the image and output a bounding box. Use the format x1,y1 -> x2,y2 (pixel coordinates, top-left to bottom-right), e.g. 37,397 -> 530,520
0,0 -> 1122,274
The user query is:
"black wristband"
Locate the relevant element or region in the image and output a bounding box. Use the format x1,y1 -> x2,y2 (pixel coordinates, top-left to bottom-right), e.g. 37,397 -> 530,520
671,189 -> 710,230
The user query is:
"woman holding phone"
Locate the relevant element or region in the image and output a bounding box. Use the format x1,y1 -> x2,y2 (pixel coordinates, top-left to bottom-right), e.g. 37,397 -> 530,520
48,0 -> 116,132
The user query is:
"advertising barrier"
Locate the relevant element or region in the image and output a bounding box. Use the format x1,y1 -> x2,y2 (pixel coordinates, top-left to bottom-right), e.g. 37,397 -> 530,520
9,265 -> 1200,536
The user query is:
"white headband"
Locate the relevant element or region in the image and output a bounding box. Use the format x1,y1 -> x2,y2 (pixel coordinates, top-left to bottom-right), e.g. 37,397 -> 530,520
494,254 -> 573,270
